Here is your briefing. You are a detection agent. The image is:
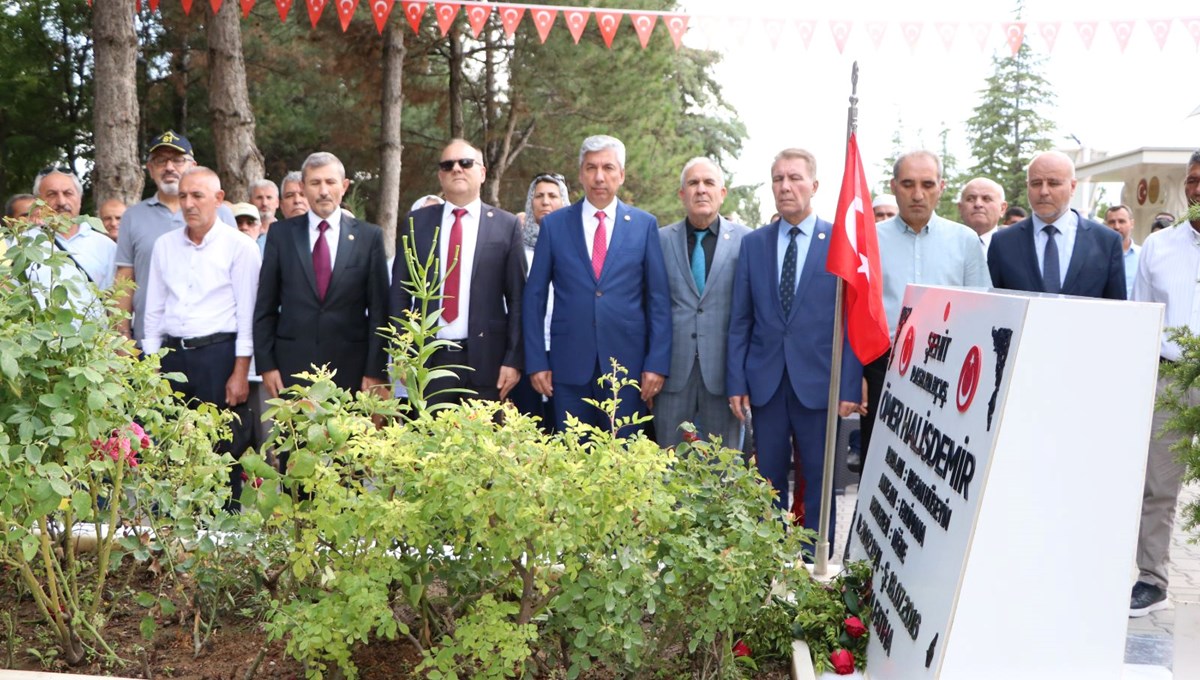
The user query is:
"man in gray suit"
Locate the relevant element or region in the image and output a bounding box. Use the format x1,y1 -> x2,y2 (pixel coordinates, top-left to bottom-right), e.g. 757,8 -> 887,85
654,157 -> 751,449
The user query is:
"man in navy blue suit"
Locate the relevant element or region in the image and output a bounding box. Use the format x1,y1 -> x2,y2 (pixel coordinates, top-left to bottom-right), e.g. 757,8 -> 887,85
727,148 -> 862,534
522,135 -> 671,435
987,151 -> 1125,300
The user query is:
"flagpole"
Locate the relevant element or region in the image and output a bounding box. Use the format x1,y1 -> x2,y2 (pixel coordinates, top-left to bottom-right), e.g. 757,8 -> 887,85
814,62 -> 858,577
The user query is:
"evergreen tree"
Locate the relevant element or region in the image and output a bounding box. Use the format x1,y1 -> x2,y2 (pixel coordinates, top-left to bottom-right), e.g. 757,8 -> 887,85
964,42 -> 1056,211
936,126 -> 963,219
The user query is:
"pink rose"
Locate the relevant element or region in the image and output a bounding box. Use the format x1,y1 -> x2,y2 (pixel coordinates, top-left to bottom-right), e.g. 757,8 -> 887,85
830,649 -> 854,675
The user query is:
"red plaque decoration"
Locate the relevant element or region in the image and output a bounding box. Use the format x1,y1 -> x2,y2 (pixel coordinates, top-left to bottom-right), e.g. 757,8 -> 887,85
956,346 -> 982,413
899,326 -> 916,377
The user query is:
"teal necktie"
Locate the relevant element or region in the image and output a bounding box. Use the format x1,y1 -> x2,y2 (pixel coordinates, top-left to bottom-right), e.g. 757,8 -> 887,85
691,229 -> 708,295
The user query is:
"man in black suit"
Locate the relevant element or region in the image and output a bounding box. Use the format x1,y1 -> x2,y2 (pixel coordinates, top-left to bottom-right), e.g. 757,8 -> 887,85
987,151 -> 1125,300
253,151 -> 390,397
391,139 -> 525,406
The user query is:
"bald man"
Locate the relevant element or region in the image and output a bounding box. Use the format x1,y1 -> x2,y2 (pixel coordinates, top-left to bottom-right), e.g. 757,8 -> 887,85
987,151 -> 1125,299
957,177 -> 1008,254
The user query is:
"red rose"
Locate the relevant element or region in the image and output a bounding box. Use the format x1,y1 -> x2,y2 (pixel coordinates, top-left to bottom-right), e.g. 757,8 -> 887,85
830,649 -> 854,675
681,430 -> 700,444
251,477 -> 263,489
844,615 -> 867,638
732,639 -> 751,658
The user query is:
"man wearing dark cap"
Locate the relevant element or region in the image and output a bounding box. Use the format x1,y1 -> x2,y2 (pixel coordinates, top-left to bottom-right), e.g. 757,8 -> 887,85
114,131 -> 236,345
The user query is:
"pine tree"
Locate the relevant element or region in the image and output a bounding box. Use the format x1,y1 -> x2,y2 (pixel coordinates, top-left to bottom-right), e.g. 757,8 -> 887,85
964,42 -> 1056,210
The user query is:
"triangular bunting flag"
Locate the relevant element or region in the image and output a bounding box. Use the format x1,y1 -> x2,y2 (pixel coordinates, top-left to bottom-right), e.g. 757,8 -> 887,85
935,21 -> 957,50
434,3 -> 458,36
210,0 -> 222,13
1037,21 -> 1060,52
1111,19 -> 1135,52
728,16 -> 750,47
240,0 -> 254,18
900,22 -> 922,51
696,14 -> 720,48
274,0 -> 291,22
969,21 -> 990,50
1076,21 -> 1097,49
1002,22 -> 1025,56
830,19 -> 852,54
336,0 -> 358,31
402,2 -> 425,33
371,0 -> 395,33
763,17 -> 784,50
596,11 -> 620,48
306,0 -> 326,28
1148,19 -> 1172,50
664,14 -> 687,50
795,19 -> 815,49
866,21 -> 886,49
630,13 -> 656,49
149,0 -> 160,11
498,5 -> 523,37
182,0 -> 194,14
565,9 -> 588,44
465,3 -> 490,38
532,8 -> 555,43
1185,18 -> 1200,49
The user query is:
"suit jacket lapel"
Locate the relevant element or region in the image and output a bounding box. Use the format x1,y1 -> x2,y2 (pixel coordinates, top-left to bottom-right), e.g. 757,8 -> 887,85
567,202 -> 592,280
600,201 -> 632,282
1061,212 -> 1089,293
764,220 -> 785,319
792,220 -> 827,320
705,216 -> 735,300
328,217 -> 359,294
670,222 -> 699,298
1019,220 -> 1046,290
470,204 -> 498,289
291,217 -> 319,298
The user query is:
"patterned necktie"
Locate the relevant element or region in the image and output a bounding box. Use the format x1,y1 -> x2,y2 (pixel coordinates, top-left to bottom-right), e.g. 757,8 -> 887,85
691,229 -> 708,295
780,226 -> 800,315
1042,224 -> 1061,294
313,220 -> 331,301
592,210 -> 608,279
443,207 -> 468,323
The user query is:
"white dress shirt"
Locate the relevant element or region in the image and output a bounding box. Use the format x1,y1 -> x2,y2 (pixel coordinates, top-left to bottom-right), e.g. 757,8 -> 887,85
583,197 -> 619,260
1132,223 -> 1200,361
438,198 -> 482,340
142,220 -> 262,357
307,210 -> 342,269
1032,210 -> 1079,288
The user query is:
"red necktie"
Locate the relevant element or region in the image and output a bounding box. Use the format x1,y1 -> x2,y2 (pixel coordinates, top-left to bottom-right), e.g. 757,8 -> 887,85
313,220 -> 331,301
592,210 -> 608,279
443,207 -> 468,323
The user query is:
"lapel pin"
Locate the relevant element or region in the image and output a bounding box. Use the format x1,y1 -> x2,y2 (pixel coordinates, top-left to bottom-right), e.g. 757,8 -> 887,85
723,233 -> 730,240
348,234 -> 355,241
818,232 -> 826,240
487,211 -> 494,218
624,215 -> 631,221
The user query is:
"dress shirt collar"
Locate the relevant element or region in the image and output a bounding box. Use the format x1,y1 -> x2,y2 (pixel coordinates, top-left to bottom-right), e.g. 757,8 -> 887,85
443,197 -> 482,221
308,209 -> 343,232
584,197 -> 619,221
780,212 -> 816,236
894,213 -> 940,236
58,218 -> 96,243
1032,209 -> 1078,236
178,219 -> 227,248
686,216 -> 721,238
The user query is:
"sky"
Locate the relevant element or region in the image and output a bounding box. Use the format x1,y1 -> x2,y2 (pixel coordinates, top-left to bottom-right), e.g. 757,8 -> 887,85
678,0 -> 1199,221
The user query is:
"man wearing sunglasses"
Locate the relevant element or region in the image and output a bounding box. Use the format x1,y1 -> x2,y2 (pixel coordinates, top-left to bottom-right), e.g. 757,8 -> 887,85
523,135 -> 671,436
391,139 -> 525,406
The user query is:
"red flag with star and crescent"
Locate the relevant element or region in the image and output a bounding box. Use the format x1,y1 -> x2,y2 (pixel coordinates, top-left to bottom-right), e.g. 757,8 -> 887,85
826,133 -> 890,364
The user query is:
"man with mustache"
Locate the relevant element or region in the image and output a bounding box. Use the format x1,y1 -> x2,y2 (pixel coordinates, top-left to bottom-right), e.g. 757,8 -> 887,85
114,131 -> 236,346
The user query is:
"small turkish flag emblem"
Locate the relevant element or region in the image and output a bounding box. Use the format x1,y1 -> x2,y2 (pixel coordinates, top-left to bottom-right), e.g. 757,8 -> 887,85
898,326 -> 916,377
957,346 -> 982,412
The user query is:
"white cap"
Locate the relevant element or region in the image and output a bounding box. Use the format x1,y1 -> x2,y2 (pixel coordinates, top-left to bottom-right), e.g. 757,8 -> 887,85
872,194 -> 898,209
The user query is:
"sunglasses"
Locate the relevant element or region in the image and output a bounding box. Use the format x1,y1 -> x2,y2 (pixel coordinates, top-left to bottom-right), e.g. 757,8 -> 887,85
37,165 -> 73,178
438,158 -> 477,172
534,172 -> 565,183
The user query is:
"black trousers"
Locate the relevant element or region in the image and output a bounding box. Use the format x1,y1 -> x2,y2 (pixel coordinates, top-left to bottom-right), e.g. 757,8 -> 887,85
859,350 -> 891,467
423,341 -> 500,409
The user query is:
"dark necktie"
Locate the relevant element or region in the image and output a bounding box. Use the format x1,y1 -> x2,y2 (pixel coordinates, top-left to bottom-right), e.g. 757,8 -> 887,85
443,207 -> 468,323
1042,224 -> 1061,294
780,226 -> 800,315
313,220 -> 331,301
691,229 -> 708,295
592,210 -> 608,278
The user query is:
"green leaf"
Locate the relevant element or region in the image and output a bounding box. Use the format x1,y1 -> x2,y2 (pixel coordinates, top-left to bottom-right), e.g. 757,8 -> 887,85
159,598 -> 177,616
134,592 -> 156,608
48,477 -> 71,498
38,393 -> 62,408
140,615 -> 157,641
20,533 -> 39,562
86,391 -> 106,410
288,450 -> 318,478
0,353 -> 17,380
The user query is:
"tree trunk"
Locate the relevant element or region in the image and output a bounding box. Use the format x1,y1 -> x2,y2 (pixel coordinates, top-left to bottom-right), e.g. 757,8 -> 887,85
378,22 -> 406,259
448,25 -> 464,139
206,1 -> 264,202
92,0 -> 143,205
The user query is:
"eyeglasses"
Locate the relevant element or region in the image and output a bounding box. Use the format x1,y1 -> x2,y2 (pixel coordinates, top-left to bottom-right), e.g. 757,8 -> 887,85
149,155 -> 194,168
36,165 -> 73,178
533,172 -> 565,183
438,158 -> 477,172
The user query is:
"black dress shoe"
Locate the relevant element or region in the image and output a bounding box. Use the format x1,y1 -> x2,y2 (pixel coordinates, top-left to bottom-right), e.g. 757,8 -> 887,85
1130,581 -> 1168,618
846,450 -> 863,475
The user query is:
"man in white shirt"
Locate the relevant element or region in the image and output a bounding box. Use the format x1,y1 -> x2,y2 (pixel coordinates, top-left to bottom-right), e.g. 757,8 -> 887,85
142,167 -> 261,504
1129,150 -> 1200,617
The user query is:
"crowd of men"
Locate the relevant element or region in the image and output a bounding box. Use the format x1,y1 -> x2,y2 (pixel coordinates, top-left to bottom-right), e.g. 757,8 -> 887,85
6,129 -> 1199,621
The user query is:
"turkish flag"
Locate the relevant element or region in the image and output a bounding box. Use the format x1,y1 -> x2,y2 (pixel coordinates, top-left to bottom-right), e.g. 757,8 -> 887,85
826,133 -> 889,364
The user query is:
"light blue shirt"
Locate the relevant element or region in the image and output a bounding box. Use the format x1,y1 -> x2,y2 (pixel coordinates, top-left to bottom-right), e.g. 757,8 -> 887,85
877,214 -> 992,334
776,213 -> 816,294
1123,242 -> 1140,298
1032,209 -> 1079,288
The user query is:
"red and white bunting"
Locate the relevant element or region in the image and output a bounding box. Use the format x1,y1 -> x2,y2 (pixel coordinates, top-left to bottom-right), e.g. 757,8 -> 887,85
1111,19 -> 1135,52
305,0 -> 326,28
274,0 -> 291,21
663,13 -> 687,50
498,4 -> 523,37
762,17 -> 784,50
866,21 -> 886,49
465,3 -> 490,37
1148,18 -> 1172,49
240,0 -> 254,18
795,19 -> 816,49
934,21 -> 956,49
968,21 -> 990,50
565,9 -> 588,44
596,11 -> 621,48
210,0 -> 222,13
402,2 -> 425,33
830,19 -> 852,54
371,0 -> 396,33
1185,18 -> 1200,49
900,22 -> 922,51
336,0 -> 358,31
434,3 -> 459,36
1037,21 -> 1060,52
629,13 -> 656,49
1076,20 -> 1097,49
182,0 -> 194,14
531,7 -> 555,43
1002,21 -> 1025,56
149,0 -> 160,11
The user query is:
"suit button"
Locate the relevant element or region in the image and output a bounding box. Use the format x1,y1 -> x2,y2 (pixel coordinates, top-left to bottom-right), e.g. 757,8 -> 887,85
691,333 -> 697,338
596,290 -> 602,297
697,308 -> 703,314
